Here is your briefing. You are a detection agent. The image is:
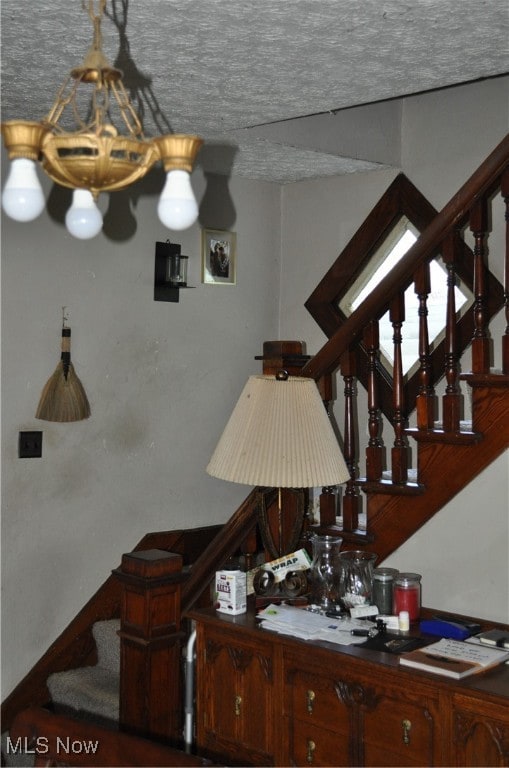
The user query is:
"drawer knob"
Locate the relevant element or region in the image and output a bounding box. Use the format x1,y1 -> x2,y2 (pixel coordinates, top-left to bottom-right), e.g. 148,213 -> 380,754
402,718 -> 412,745
306,739 -> 316,764
234,695 -> 242,716
306,689 -> 316,714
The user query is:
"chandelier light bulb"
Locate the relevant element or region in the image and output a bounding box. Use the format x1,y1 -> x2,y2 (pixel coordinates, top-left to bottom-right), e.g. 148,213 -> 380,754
157,169 -> 199,230
2,157 -> 45,222
65,189 -> 103,240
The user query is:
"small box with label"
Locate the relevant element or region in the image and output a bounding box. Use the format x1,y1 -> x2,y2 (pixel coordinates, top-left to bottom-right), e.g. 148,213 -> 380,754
215,569 -> 247,615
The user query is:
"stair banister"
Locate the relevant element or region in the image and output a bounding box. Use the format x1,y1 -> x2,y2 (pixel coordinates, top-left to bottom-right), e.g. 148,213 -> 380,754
302,133 -> 509,381
181,488 -> 265,613
414,262 -> 435,428
442,232 -> 462,431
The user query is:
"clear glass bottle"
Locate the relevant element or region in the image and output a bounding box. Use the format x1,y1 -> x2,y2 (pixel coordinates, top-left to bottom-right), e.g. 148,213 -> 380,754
338,550 -> 377,608
309,534 -> 343,611
393,572 -> 422,621
372,567 -> 399,615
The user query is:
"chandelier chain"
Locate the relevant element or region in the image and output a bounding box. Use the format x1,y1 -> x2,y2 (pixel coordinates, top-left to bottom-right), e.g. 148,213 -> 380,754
110,81 -> 144,137
84,0 -> 107,25
44,79 -> 81,131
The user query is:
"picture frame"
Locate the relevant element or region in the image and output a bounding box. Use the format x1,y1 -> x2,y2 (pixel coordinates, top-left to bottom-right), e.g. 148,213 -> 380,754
201,229 -> 237,285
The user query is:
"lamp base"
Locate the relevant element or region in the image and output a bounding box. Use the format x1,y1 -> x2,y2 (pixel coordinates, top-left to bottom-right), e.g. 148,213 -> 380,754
257,487 -> 307,558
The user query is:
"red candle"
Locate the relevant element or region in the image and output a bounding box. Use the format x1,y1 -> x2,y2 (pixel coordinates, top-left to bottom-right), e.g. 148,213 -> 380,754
393,573 -> 421,621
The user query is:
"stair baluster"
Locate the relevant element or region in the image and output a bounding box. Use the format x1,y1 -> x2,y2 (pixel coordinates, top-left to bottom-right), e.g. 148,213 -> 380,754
415,262 -> 435,429
364,320 -> 383,481
442,233 -> 462,432
319,382 -> 340,528
470,198 -> 491,373
390,291 -> 409,483
340,348 -> 360,533
318,486 -> 337,527
502,169 -> 509,374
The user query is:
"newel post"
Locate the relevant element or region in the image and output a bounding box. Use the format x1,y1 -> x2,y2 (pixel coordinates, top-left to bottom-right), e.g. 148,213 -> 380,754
114,549 -> 186,743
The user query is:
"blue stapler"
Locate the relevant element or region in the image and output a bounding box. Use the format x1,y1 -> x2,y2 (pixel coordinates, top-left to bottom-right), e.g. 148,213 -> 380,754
419,618 -> 472,640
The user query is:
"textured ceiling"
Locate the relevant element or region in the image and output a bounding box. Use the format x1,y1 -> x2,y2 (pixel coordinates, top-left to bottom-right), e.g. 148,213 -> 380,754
1,0 -> 508,183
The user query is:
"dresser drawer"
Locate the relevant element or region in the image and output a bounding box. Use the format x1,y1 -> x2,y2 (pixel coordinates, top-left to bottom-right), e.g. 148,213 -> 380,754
285,717 -> 351,767
362,693 -> 439,766
285,667 -> 349,730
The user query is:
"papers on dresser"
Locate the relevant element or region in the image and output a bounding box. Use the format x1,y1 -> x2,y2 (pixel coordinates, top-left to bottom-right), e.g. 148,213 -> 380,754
257,603 -> 375,645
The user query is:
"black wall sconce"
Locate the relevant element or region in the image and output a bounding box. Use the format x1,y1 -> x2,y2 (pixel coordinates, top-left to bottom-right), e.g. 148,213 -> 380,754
154,240 -> 191,302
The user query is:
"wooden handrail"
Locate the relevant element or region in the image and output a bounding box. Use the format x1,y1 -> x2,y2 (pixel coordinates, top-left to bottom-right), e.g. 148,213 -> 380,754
181,487 -> 266,612
302,133 -> 509,380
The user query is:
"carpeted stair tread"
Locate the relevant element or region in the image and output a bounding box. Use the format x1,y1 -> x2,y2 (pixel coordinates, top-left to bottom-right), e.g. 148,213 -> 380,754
2,621 -> 121,767
92,618 -> 120,674
47,665 -> 119,722
46,619 -> 121,723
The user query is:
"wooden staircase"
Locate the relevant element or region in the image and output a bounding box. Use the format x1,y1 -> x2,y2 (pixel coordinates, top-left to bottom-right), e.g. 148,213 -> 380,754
297,134 -> 509,559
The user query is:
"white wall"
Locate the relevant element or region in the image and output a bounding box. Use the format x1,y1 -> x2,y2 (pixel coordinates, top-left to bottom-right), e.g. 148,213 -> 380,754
1,165 -> 281,698
279,76 -> 509,623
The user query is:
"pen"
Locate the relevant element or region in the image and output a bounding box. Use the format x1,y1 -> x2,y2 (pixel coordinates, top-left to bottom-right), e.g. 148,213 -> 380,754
351,629 -> 370,637
426,654 -> 459,664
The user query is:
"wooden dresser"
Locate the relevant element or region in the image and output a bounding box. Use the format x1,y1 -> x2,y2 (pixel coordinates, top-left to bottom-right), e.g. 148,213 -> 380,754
187,607 -> 509,767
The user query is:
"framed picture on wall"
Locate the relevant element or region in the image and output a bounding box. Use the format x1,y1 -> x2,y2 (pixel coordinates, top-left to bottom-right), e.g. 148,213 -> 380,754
201,229 -> 237,285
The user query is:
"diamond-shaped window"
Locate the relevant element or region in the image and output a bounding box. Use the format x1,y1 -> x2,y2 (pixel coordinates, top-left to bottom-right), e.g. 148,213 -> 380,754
339,217 -> 472,377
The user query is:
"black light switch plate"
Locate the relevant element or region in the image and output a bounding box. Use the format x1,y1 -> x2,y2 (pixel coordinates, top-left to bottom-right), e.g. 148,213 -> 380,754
19,431 -> 43,458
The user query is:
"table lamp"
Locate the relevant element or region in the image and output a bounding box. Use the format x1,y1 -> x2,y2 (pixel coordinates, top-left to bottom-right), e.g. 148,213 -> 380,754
206,371 -> 350,556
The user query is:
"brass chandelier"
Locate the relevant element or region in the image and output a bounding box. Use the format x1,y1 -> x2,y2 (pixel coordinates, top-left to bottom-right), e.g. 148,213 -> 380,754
1,1 -> 203,239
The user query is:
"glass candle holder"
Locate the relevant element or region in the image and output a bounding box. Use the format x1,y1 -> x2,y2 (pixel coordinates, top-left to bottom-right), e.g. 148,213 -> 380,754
338,550 -> 377,608
309,535 -> 343,611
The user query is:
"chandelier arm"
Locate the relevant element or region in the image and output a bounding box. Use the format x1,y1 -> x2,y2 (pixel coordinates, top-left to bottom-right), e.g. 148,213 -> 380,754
73,94 -> 93,134
110,81 -> 145,138
91,82 -> 112,134
44,78 -> 81,130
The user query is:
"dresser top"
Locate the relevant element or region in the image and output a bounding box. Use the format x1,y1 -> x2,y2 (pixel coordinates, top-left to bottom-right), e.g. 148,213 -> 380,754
187,606 -> 509,701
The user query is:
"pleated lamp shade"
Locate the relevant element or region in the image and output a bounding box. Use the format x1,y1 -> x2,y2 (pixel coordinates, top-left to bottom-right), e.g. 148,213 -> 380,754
206,374 -> 350,488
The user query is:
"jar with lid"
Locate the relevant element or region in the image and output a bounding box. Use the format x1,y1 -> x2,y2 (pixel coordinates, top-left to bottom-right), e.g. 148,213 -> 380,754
393,572 -> 422,621
371,567 -> 399,615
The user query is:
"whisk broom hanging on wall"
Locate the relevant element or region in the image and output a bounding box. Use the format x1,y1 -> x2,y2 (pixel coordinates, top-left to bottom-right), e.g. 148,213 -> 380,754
35,310 -> 91,422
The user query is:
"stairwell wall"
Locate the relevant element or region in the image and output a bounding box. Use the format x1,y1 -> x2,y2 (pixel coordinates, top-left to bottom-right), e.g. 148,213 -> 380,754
0,165 -> 281,699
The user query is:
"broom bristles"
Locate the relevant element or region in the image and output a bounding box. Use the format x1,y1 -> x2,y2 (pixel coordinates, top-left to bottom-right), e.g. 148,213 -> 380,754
35,361 -> 91,422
